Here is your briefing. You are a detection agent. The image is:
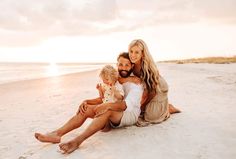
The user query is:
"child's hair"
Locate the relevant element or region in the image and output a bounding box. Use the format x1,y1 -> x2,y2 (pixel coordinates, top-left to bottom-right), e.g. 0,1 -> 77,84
99,65 -> 118,83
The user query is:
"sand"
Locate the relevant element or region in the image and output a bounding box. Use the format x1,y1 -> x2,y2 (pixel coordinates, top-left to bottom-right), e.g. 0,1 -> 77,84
0,63 -> 235,159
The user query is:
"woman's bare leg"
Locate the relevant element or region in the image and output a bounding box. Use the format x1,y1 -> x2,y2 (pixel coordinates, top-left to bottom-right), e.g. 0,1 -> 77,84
59,110 -> 123,154
35,106 -> 96,143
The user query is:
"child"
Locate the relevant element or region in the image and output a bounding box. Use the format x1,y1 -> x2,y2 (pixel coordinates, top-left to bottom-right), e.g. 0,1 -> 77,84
79,65 -> 124,118
97,65 -> 124,103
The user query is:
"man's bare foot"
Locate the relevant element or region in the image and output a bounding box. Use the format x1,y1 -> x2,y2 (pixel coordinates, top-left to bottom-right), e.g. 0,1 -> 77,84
34,132 -> 61,143
169,104 -> 181,114
59,139 -> 82,154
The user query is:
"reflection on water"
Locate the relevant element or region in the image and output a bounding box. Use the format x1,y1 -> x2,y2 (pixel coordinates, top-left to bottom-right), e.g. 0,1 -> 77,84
0,62 -> 104,84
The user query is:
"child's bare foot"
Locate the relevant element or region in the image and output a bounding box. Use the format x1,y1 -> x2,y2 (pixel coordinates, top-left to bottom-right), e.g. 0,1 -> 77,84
59,139 -> 83,154
35,132 -> 61,143
169,104 -> 181,114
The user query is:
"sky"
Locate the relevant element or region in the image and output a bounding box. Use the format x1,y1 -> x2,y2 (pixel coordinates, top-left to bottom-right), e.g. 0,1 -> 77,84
0,0 -> 235,63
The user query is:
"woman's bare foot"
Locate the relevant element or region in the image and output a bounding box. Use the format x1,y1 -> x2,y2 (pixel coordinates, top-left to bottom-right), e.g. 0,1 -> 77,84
169,104 -> 181,114
34,132 -> 61,143
59,138 -> 83,154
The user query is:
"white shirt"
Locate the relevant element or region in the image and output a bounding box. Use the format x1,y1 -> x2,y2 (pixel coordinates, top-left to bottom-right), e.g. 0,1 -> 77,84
123,82 -> 143,115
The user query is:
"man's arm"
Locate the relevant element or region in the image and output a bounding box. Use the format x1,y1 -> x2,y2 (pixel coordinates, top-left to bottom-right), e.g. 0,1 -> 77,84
77,97 -> 103,115
94,101 -> 127,115
108,101 -> 126,111
112,83 -> 124,101
113,91 -> 124,101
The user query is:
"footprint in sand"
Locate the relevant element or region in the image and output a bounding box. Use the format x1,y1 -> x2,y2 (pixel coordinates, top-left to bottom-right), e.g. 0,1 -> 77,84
207,75 -> 236,85
207,76 -> 223,83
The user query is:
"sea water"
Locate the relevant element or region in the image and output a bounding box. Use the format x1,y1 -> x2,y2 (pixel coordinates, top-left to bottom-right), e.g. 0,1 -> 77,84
0,62 -> 104,84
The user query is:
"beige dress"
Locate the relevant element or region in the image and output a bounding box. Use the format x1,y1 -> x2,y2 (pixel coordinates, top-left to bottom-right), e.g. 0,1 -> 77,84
137,76 -> 170,126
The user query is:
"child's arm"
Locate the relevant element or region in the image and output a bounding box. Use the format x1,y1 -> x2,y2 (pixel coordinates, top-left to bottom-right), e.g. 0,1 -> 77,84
96,83 -> 104,99
85,97 -> 103,105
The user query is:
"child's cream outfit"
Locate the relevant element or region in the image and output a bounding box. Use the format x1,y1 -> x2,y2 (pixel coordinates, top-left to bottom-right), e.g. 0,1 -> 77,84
102,81 -> 124,103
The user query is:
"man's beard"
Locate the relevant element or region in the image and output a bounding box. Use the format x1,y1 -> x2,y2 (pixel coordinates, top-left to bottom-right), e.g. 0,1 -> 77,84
118,68 -> 133,78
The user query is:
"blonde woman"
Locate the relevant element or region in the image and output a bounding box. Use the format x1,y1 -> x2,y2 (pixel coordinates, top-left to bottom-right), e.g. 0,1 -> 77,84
119,39 -> 181,126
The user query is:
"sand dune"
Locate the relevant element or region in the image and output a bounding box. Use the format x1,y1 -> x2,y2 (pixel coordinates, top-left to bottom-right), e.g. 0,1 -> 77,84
0,64 -> 235,159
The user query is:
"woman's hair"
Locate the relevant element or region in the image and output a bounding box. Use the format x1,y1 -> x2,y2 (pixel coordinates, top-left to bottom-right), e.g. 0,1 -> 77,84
128,39 -> 160,92
99,65 -> 118,83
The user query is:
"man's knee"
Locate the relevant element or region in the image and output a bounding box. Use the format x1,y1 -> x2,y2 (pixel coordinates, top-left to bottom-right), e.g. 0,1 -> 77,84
83,109 -> 95,118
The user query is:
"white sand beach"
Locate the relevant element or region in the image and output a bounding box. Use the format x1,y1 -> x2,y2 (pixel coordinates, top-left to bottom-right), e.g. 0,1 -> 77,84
0,63 -> 236,159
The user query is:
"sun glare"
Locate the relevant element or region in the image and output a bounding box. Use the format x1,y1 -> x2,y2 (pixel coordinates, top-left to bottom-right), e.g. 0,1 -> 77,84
47,62 -> 59,76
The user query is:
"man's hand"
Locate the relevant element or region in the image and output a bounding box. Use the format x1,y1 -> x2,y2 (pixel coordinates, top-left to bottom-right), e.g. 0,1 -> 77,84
76,101 -> 87,115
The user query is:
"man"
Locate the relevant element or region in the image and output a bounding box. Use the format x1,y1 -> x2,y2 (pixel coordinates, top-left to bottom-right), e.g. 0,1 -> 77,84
34,52 -> 143,154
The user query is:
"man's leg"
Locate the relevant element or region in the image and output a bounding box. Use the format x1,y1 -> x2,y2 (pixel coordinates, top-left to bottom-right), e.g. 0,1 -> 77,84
35,106 -> 96,143
59,110 -> 123,154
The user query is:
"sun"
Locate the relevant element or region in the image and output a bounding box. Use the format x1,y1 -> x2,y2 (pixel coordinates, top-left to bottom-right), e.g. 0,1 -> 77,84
47,62 -> 59,76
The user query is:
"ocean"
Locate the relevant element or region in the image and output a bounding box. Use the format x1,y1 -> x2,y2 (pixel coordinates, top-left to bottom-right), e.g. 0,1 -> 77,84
0,62 -> 104,85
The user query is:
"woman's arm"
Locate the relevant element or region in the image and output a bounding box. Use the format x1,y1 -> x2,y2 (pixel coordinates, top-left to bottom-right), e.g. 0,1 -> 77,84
118,76 -> 141,84
140,90 -> 156,113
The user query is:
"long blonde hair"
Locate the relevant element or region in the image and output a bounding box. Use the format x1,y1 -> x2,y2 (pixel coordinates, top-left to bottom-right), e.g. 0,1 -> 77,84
128,39 -> 159,92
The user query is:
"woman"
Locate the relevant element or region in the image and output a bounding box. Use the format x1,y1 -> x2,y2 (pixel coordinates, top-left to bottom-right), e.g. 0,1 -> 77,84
120,39 -> 180,126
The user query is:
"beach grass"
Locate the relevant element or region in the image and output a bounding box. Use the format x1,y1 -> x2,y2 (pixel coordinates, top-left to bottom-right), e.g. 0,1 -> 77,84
160,56 -> 236,64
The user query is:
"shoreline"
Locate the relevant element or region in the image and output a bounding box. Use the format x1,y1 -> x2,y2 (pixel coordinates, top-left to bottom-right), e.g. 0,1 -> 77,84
0,69 -> 100,87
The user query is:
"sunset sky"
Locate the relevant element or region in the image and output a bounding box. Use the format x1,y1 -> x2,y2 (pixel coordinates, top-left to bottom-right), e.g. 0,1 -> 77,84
0,0 -> 235,63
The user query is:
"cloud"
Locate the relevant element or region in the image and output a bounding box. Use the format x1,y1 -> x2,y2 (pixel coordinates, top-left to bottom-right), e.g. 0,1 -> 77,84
0,0 -> 119,46
0,0 -> 235,47
0,0 -> 118,31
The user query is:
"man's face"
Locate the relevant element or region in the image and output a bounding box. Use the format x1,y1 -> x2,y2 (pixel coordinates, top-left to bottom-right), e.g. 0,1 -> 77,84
117,57 -> 133,78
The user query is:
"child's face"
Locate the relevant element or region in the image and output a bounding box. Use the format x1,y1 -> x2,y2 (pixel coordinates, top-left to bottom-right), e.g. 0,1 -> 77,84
102,77 -> 114,85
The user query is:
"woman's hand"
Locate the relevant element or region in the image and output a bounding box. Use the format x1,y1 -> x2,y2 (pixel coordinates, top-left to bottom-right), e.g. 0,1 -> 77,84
118,77 -> 127,84
131,76 -> 141,84
119,76 -> 141,84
